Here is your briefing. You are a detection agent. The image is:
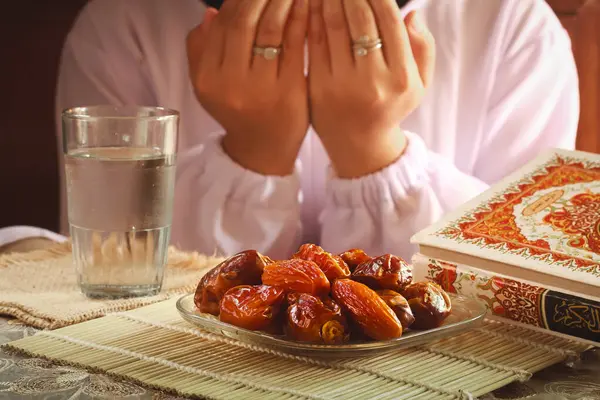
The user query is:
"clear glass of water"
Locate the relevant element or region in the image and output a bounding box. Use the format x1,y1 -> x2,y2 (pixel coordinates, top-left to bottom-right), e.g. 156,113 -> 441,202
62,106 -> 179,299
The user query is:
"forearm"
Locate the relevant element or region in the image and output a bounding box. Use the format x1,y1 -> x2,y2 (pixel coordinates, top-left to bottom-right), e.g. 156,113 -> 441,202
222,131 -> 304,176
320,126 -> 408,179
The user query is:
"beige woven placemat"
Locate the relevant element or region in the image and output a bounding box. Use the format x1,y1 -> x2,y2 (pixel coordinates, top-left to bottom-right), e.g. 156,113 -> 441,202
3,298 -> 591,400
0,243 -> 223,329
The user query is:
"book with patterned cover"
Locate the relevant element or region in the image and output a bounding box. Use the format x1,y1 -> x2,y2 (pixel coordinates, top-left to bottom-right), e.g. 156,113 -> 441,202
411,253 -> 600,345
411,149 -> 600,302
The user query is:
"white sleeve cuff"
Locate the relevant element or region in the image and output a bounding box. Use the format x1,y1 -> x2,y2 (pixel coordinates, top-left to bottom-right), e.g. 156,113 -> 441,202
326,131 -> 430,209
0,226 -> 68,247
177,133 -> 302,210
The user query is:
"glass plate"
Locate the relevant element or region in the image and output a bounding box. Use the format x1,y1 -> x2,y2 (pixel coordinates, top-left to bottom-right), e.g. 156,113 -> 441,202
176,293 -> 487,358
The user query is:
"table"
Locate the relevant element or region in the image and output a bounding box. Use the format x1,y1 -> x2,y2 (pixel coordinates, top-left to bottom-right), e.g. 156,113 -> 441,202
1,317 -> 598,400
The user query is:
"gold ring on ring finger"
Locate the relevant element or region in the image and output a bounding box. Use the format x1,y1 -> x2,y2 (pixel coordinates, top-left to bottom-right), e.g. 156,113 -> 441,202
352,36 -> 383,57
252,46 -> 283,61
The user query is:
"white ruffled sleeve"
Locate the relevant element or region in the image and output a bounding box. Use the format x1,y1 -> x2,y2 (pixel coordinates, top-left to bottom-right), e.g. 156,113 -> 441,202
172,134 -> 303,259
320,132 -> 489,260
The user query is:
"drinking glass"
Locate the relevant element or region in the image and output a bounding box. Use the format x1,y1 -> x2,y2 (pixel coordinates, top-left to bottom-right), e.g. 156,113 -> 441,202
62,106 -> 179,298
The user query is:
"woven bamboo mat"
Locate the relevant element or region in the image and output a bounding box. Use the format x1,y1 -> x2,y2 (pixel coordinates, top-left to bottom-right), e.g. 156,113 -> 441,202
3,299 -> 590,400
0,242 -> 223,329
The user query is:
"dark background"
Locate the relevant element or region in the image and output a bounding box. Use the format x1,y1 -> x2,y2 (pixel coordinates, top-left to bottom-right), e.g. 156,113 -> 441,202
0,1 -> 87,232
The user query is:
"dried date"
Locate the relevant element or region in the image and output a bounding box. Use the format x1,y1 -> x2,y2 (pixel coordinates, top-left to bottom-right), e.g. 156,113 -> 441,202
194,250 -> 272,315
376,290 -> 415,330
262,259 -> 330,296
402,282 -> 452,330
352,254 -> 412,292
339,249 -> 371,273
332,279 -> 403,341
293,244 -> 351,281
286,293 -> 349,344
219,285 -> 286,332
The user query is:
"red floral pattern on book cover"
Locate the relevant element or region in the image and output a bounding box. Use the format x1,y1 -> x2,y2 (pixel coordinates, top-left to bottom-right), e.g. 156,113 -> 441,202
543,192 -> 600,254
427,261 -> 458,294
437,155 -> 600,278
425,258 -> 546,327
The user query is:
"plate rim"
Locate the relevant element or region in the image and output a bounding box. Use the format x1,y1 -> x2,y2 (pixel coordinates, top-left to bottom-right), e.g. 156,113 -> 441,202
175,292 -> 487,352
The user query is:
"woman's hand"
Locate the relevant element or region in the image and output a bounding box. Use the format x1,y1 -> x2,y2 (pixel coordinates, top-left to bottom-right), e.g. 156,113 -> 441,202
187,0 -> 309,176
308,0 -> 435,178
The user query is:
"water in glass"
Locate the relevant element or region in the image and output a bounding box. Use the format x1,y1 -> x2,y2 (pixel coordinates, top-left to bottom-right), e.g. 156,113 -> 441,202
65,146 -> 175,298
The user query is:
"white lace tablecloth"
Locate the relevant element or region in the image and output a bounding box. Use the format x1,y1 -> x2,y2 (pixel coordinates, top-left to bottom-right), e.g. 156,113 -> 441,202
1,317 -> 598,400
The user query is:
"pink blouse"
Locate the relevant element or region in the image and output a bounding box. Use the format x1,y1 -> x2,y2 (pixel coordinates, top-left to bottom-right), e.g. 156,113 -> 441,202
43,0 -> 578,260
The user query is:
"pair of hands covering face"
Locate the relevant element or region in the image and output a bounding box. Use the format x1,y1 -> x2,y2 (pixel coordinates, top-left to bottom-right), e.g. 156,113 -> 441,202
187,0 -> 435,178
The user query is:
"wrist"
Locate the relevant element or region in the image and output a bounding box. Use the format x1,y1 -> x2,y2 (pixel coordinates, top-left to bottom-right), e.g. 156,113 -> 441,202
222,132 -> 303,176
322,127 -> 408,179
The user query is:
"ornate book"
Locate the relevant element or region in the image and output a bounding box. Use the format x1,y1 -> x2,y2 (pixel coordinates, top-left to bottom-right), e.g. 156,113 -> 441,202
412,253 -> 599,345
411,149 -> 600,343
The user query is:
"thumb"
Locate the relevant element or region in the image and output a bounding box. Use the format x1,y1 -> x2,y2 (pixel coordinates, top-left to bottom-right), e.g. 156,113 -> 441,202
405,11 -> 435,88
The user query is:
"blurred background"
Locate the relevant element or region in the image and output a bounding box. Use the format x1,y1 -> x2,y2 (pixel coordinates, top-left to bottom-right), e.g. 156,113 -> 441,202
0,0 -> 598,233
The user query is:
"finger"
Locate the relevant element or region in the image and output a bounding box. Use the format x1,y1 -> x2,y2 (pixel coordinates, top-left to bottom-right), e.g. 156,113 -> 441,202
280,0 -> 309,80
203,8 -> 219,28
342,0 -> 385,68
405,11 -> 436,87
252,0 -> 295,75
220,0 -> 270,73
322,0 -> 354,73
186,8 -> 221,72
368,0 -> 416,71
187,7 -> 222,72
308,0 -> 331,78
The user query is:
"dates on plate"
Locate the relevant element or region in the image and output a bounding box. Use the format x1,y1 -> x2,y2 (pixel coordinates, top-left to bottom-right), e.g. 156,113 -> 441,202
220,285 -> 285,332
262,259 -> 330,297
332,279 -> 403,341
293,244 -> 351,281
352,254 -> 412,292
402,282 -> 452,330
193,245 -> 455,344
194,250 -> 273,315
286,293 -> 349,344
339,249 -> 371,273
376,290 -> 415,330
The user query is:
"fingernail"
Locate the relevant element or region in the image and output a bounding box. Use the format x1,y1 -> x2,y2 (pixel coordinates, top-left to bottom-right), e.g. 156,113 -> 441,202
409,12 -> 427,34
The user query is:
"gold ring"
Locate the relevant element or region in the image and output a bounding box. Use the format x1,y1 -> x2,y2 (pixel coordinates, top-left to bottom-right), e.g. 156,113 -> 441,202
352,36 -> 383,57
252,46 -> 282,61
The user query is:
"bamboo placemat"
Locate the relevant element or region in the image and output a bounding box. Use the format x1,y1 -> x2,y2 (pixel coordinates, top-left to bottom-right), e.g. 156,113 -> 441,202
0,242 -> 223,329
3,299 -> 590,400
